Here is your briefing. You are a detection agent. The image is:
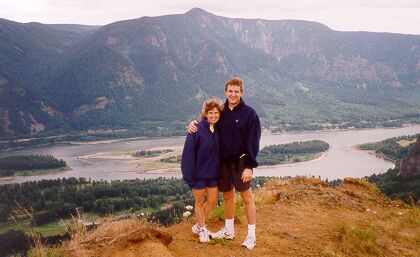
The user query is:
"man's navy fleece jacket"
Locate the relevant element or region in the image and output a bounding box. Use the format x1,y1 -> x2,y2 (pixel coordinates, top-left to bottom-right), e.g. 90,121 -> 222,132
181,118 -> 220,188
219,98 -> 261,169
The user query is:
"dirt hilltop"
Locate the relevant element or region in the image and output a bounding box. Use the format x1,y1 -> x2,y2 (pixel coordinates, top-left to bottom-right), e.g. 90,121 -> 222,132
57,177 -> 419,257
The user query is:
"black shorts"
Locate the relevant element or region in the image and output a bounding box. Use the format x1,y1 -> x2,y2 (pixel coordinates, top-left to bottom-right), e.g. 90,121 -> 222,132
218,157 -> 251,193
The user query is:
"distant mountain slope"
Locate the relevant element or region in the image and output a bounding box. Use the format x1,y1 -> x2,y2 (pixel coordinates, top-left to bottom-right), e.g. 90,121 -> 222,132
0,8 -> 419,138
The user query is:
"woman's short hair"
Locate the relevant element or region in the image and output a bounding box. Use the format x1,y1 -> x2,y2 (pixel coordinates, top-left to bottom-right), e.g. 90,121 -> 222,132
199,98 -> 224,120
224,77 -> 244,92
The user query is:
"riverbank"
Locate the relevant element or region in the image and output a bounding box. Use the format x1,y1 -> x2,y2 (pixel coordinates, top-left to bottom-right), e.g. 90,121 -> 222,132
258,153 -> 326,170
0,166 -> 71,180
2,126 -> 419,184
78,147 -> 183,174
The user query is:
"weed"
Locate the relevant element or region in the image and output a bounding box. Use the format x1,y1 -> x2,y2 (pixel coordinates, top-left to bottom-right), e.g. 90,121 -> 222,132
264,178 -> 281,188
404,207 -> 420,226
209,194 -> 246,222
342,178 -> 380,192
208,238 -> 231,246
339,223 -> 381,255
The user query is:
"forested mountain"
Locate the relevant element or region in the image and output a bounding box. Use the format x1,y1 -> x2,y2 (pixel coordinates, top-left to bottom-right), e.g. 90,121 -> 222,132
1,8 -> 419,139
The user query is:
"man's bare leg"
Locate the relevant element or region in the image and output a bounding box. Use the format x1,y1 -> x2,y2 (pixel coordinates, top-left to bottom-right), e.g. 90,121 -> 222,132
223,189 -> 235,219
210,189 -> 236,239
240,188 -> 256,224
240,188 -> 256,250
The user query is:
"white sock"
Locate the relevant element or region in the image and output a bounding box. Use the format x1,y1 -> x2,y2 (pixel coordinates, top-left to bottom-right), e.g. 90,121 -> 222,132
198,225 -> 206,231
225,218 -> 234,231
247,224 -> 256,237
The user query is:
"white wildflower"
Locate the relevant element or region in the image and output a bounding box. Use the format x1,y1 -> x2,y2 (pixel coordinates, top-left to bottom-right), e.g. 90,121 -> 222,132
183,211 -> 192,218
185,205 -> 194,210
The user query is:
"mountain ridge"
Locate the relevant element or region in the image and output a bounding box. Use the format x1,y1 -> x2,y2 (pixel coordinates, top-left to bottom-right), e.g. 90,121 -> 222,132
0,8 -> 419,139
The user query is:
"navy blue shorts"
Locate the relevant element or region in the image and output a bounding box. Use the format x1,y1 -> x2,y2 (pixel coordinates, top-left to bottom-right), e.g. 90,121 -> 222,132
190,179 -> 219,190
218,157 -> 251,192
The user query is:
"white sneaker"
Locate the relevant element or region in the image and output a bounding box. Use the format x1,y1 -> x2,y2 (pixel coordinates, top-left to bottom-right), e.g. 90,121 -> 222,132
242,235 -> 256,250
198,227 -> 210,243
210,226 -> 235,240
192,223 -> 199,234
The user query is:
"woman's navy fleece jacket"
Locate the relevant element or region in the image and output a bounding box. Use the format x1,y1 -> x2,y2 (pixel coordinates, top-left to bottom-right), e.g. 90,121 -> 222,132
181,118 -> 220,188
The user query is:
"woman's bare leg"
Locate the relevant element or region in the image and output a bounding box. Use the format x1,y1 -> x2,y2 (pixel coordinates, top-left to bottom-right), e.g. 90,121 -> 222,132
204,187 -> 218,219
192,189 -> 206,227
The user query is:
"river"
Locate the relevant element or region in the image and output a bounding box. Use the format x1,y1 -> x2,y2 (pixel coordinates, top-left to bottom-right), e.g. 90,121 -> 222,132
0,125 -> 419,185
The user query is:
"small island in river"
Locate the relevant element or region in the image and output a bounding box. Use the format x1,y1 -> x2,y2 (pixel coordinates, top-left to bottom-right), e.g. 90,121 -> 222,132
0,155 -> 69,177
258,140 -> 330,166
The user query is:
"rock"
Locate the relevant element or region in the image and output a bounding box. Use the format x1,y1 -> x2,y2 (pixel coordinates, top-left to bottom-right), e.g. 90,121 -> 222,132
400,137 -> 420,178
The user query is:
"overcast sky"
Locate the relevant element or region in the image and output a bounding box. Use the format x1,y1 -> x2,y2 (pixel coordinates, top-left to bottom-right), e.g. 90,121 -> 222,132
1,0 -> 419,34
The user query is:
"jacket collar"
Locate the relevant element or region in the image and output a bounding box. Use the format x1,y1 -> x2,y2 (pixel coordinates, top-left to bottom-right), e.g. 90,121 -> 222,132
224,98 -> 244,111
199,117 -> 211,130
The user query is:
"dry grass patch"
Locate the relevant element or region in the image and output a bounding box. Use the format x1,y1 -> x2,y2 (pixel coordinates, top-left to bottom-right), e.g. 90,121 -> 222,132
342,177 -> 380,192
60,217 -> 172,257
339,223 -> 381,256
396,139 -> 416,147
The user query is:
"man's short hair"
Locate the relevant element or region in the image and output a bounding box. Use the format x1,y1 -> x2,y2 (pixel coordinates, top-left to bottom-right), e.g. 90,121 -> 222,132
224,77 -> 244,92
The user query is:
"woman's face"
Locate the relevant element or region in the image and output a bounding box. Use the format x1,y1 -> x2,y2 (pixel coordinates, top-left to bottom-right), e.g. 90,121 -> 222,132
205,107 -> 220,125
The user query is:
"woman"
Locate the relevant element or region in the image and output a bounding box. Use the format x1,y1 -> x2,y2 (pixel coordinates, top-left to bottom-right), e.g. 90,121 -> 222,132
181,98 -> 223,243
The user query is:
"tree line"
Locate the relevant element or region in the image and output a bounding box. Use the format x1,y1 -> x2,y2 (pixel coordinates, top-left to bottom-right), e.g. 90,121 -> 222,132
356,134 -> 417,162
364,135 -> 419,203
0,177 -> 191,225
0,176 -> 270,256
258,140 -> 329,166
0,155 -> 66,177
134,149 -> 173,157
334,134 -> 419,203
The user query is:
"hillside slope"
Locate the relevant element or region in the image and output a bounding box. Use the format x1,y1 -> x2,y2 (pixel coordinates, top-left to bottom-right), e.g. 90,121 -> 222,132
58,177 -> 419,257
1,8 -> 420,138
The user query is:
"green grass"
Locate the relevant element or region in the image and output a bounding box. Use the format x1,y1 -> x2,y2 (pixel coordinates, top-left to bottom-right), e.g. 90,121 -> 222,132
0,219 -> 67,237
133,149 -> 173,158
208,238 -> 231,246
210,195 -> 246,222
37,221 -> 68,237
12,166 -> 71,177
260,152 -> 323,166
339,223 -> 380,255
159,155 -> 181,163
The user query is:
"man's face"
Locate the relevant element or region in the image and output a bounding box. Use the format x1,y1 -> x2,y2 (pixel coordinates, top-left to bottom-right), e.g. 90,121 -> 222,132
224,85 -> 243,107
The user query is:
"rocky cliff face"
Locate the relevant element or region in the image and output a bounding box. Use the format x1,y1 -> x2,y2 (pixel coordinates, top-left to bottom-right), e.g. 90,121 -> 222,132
400,136 -> 420,178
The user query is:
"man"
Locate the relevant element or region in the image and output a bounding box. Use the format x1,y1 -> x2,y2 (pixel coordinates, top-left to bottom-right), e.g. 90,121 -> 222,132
189,77 -> 261,250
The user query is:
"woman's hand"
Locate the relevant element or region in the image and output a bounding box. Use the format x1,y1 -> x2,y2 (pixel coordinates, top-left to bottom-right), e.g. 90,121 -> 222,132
188,120 -> 198,133
242,168 -> 252,183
